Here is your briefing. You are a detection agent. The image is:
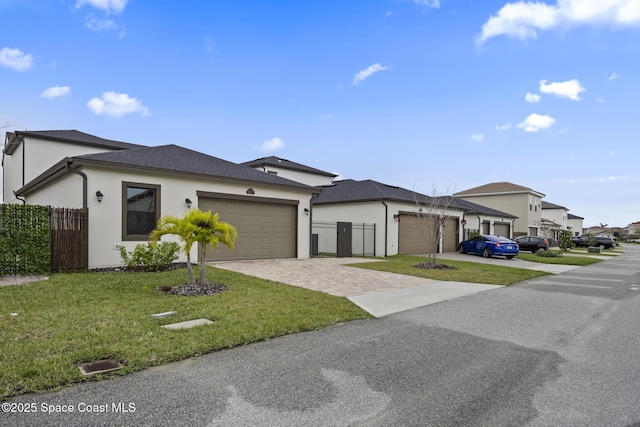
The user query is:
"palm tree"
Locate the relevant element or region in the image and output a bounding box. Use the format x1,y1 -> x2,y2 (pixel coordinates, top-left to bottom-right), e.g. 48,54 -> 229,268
150,209 -> 237,283
189,210 -> 237,283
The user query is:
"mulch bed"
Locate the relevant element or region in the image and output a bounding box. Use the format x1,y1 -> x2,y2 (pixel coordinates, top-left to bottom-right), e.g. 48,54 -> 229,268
413,263 -> 457,270
163,282 -> 228,296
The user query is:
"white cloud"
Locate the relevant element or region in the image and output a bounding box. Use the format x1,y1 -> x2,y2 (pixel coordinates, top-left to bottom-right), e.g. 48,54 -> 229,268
257,137 -> 284,152
478,0 -> 640,44
40,86 -> 71,99
352,63 -> 389,86
517,113 -> 556,132
598,175 -> 624,182
539,79 -> 585,100
495,123 -> 512,131
0,47 -> 33,71
86,15 -> 117,31
471,133 -> 484,142
608,72 -> 621,80
414,0 -> 440,8
609,151 -> 615,156
86,91 -> 150,117
525,92 -> 541,103
75,0 -> 128,14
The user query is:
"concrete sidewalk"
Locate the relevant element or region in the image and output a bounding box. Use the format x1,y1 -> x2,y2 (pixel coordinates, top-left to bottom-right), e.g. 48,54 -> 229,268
211,258 -> 503,317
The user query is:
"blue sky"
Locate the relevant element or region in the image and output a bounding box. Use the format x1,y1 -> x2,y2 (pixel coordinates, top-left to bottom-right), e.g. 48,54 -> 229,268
2,0 -> 639,227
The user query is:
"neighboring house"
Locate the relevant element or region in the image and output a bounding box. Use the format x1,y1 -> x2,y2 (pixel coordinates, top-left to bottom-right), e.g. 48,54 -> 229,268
454,182 -> 545,237
312,179 -> 517,257
567,213 -> 584,236
3,130 -> 318,269
242,156 -> 336,187
627,221 -> 640,235
3,130 -> 142,203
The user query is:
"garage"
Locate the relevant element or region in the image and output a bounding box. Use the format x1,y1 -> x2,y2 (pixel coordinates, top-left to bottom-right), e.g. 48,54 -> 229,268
198,194 -> 297,261
398,214 -> 459,254
493,222 -> 511,238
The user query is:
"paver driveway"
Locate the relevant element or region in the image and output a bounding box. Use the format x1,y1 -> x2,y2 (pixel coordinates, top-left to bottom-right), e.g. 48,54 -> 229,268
210,257 -> 437,297
210,257 -> 503,317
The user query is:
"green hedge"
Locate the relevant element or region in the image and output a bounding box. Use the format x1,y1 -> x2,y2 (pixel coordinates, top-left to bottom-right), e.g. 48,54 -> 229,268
0,204 -> 50,275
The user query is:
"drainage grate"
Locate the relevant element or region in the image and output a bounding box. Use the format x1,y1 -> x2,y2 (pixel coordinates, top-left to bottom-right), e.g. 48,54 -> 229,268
629,284 -> 640,291
78,359 -> 122,376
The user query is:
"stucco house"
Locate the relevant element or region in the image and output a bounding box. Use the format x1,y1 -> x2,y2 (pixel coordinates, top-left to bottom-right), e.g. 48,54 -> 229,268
454,182 -> 545,237
3,130 -> 317,269
312,179 -> 517,257
242,156 -> 336,187
567,213 -> 584,236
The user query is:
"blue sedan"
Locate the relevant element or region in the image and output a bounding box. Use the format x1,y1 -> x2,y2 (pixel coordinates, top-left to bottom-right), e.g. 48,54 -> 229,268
458,234 -> 519,259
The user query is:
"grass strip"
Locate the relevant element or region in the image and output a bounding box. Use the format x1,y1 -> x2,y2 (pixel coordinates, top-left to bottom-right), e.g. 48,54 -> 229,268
516,253 -> 604,265
0,267 -> 370,400
348,255 -> 549,285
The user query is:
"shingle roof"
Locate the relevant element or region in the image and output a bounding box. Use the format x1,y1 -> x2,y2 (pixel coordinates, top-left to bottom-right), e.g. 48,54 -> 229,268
541,201 -> 567,210
568,213 -> 584,220
453,181 -> 545,197
242,156 -> 336,178
314,179 -> 516,217
4,129 -> 143,155
75,144 -> 315,190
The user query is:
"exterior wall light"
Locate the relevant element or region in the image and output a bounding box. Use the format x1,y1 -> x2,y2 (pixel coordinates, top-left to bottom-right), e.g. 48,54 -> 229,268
96,191 -> 104,203
304,208 -> 310,215
185,198 -> 192,209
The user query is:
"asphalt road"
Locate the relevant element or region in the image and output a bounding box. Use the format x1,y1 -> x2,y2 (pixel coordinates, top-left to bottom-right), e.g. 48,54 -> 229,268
3,247 -> 640,426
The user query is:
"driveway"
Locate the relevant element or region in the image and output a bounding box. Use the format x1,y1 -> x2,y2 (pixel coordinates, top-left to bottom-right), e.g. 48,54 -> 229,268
210,257 -> 502,317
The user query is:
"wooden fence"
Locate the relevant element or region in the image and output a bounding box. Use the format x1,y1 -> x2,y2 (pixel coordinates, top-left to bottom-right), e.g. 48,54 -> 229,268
50,207 -> 88,272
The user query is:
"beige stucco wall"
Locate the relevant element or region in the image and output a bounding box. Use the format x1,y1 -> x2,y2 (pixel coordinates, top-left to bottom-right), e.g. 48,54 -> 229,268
2,136 -> 123,203
313,200 -> 467,256
542,208 -> 567,229
458,193 -> 541,235
26,166 -> 313,268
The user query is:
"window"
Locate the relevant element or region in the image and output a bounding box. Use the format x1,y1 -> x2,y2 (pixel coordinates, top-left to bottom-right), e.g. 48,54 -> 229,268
122,182 -> 161,241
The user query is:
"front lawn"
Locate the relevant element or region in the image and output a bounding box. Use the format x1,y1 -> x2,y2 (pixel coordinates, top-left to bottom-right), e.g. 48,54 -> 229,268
516,253 -> 604,265
349,255 -> 549,285
0,267 -> 370,400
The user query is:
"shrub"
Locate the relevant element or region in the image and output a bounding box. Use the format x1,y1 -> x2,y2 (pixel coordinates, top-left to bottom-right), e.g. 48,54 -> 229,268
535,249 -> 563,258
559,230 -> 575,251
118,242 -> 180,271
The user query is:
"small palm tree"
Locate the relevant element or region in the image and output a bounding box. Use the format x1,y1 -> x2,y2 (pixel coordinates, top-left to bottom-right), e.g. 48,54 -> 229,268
150,209 -> 237,283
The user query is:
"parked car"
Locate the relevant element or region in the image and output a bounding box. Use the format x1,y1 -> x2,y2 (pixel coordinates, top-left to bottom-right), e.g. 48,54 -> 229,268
514,236 -> 548,253
572,236 -> 616,249
458,234 -> 519,259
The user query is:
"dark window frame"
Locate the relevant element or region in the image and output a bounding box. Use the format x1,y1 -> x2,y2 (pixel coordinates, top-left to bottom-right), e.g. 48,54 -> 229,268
122,181 -> 161,241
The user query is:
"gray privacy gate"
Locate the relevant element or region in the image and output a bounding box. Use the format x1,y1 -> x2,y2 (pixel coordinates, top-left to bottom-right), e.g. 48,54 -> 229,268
312,221 -> 376,257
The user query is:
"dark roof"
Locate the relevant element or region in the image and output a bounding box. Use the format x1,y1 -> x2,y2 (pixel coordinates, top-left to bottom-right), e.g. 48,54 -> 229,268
541,201 -> 567,210
74,145 -> 315,191
242,156 -> 336,178
568,213 -> 584,220
4,129 -> 143,155
454,181 -> 545,198
314,179 -> 516,218
446,197 -> 517,218
314,179 -> 433,204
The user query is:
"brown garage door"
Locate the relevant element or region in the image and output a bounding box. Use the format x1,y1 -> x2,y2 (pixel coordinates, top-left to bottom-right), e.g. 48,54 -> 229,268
198,197 -> 297,261
494,223 -> 510,238
399,214 -> 459,254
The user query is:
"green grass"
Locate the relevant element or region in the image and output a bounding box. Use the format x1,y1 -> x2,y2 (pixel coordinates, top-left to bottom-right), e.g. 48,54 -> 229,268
0,267 -> 370,400
349,255 -> 550,285
516,252 -> 604,265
